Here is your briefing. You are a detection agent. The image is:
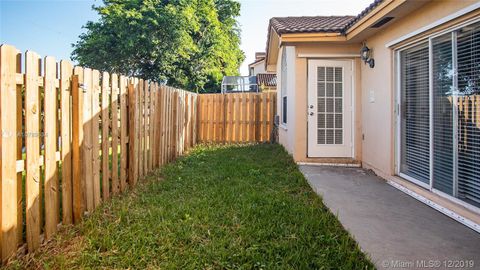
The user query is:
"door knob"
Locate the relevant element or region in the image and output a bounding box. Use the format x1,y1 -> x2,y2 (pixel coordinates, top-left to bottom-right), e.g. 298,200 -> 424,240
309,105 -> 314,109
309,112 -> 314,116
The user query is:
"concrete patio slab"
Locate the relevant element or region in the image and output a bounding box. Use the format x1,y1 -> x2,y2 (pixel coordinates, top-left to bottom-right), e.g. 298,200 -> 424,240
299,165 -> 480,270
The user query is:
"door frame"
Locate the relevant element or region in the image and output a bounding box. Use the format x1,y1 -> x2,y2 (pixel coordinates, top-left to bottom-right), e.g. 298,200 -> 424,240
307,59 -> 355,158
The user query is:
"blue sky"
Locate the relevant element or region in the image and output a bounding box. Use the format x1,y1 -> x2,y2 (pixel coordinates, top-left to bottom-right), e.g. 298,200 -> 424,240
0,0 -> 372,75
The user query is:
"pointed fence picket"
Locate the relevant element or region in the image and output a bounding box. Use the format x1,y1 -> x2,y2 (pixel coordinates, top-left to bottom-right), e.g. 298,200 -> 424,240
0,44 -> 198,263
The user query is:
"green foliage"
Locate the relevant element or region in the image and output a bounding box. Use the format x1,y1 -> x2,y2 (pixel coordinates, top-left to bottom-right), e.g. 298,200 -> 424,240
72,0 -> 245,92
8,144 -> 373,269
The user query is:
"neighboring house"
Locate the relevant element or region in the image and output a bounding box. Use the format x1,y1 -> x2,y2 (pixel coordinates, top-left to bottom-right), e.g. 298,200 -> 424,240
257,73 -> 277,92
266,0 -> 480,229
248,52 -> 267,76
247,52 -> 277,92
221,76 -> 258,93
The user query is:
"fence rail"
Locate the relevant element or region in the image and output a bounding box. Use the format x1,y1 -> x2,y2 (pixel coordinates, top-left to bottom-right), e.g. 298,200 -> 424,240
197,92 -> 277,143
0,44 -> 197,262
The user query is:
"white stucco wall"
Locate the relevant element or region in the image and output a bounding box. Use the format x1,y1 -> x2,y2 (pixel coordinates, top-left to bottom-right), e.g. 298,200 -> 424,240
359,0 -> 478,176
250,61 -> 266,75
277,46 -> 296,155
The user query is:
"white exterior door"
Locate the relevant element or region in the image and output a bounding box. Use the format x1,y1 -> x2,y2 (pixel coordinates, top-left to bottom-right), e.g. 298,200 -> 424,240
307,60 -> 353,157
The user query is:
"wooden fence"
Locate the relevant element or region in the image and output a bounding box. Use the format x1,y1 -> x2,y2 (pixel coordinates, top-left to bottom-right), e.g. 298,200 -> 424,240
0,44 -> 197,262
197,92 -> 277,143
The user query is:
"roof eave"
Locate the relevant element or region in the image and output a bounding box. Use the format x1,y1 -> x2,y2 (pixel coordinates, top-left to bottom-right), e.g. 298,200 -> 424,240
265,25 -> 280,70
345,0 -> 407,37
248,58 -> 265,68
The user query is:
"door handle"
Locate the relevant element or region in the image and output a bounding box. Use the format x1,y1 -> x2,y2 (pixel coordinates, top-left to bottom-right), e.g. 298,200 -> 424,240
309,105 -> 314,109
309,112 -> 314,116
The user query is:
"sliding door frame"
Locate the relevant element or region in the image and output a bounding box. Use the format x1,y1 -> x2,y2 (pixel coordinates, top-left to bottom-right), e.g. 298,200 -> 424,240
395,40 -> 431,191
395,17 -> 480,214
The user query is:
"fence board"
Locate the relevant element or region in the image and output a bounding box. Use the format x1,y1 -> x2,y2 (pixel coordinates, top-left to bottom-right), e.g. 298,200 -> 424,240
138,79 -> 144,178
101,72 -> 110,200
92,70 -> 101,208
149,83 -> 154,171
0,44 -> 18,262
144,80 -> 149,174
198,94 -> 204,141
24,51 -> 41,252
165,87 -> 169,163
233,95 -> 238,141
158,85 -> 162,162
82,68 -> 94,212
72,68 -> 84,224
15,52 -> 23,247
163,86 -> 167,163
151,83 -> 156,168
167,89 -> 172,162
185,93 -> 191,148
158,86 -> 164,165
248,94 -> 254,142
134,79 -> 140,183
43,56 -> 59,239
60,60 -> 73,225
180,91 -> 184,153
119,76 -> 128,192
173,91 -> 178,159
163,86 -> 168,164
111,74 -> 119,194
127,82 -> 137,186
226,94 -> 232,142
171,89 -> 175,160
152,84 -> 157,166
262,94 -> 267,141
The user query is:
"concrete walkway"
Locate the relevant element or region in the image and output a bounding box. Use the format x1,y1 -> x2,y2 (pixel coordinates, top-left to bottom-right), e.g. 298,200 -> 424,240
299,165 -> 480,270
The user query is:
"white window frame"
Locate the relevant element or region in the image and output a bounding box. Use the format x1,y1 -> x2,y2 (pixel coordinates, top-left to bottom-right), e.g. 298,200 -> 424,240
394,17 -> 480,214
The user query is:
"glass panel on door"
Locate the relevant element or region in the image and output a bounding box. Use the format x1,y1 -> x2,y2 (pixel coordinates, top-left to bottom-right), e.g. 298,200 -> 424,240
400,42 -> 430,185
456,22 -> 480,207
317,66 -> 343,145
432,33 -> 454,195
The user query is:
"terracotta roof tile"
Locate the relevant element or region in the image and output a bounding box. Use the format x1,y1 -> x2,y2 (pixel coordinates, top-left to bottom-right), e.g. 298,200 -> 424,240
268,0 -> 385,35
257,73 -> 277,87
265,0 -> 386,65
270,16 -> 355,34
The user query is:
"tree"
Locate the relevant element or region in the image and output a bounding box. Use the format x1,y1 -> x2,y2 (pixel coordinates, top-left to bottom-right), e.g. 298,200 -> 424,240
72,0 -> 245,92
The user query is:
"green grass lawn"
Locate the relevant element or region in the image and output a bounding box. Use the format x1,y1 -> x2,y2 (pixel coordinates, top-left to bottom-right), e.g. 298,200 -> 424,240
9,144 -> 374,269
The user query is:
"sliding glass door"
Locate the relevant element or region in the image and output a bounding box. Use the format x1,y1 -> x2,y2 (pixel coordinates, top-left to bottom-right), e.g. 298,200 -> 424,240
398,20 -> 480,209
400,42 -> 430,186
431,33 -> 455,196
456,22 -> 480,207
